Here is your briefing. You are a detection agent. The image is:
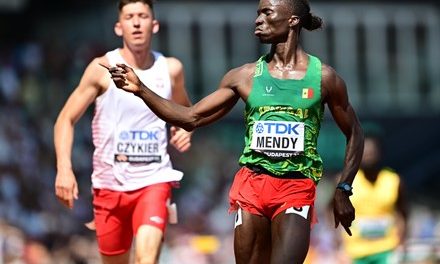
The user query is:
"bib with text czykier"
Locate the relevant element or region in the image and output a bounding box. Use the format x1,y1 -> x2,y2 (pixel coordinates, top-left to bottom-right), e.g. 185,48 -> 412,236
113,127 -> 162,164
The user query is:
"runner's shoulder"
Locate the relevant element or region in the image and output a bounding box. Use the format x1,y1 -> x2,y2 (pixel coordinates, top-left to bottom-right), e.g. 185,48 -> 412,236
224,62 -> 257,80
81,56 -> 111,93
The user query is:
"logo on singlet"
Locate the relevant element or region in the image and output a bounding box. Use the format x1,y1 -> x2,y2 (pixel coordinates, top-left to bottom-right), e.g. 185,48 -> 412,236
263,86 -> 274,97
265,86 -> 272,93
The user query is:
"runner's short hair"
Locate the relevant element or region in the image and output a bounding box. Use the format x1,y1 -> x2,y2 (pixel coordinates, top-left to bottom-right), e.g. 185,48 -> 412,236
118,0 -> 154,12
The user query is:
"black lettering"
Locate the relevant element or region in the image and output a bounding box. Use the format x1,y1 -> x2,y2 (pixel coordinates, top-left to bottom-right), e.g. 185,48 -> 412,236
129,143 -> 137,152
290,138 -> 298,148
137,144 -> 145,153
256,137 -> 265,148
273,137 -> 280,148
282,138 -> 290,148
117,143 -> 124,152
147,143 -> 159,153
265,137 -> 272,148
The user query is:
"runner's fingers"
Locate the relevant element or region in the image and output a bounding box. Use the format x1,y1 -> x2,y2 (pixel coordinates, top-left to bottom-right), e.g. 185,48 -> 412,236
170,129 -> 191,145
68,198 -> 74,209
176,142 -> 191,152
62,189 -> 72,204
111,79 -> 129,88
342,224 -> 352,236
56,186 -> 72,203
171,136 -> 191,152
116,63 -> 131,72
73,184 -> 79,200
340,215 -> 354,234
55,185 -> 68,197
62,189 -> 73,208
100,63 -> 128,77
182,142 -> 191,151
170,126 -> 177,136
108,64 -> 127,73
59,197 -> 69,207
172,134 -> 190,146
169,135 -> 177,145
110,73 -> 127,81
170,127 -> 184,138
345,211 -> 355,223
55,193 -> 70,208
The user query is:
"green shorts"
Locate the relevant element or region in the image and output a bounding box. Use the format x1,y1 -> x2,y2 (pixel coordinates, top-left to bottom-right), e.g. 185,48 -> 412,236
354,250 -> 393,264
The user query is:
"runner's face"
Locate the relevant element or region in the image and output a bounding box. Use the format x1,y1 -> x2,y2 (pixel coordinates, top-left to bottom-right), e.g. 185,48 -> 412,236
361,138 -> 381,169
117,2 -> 158,47
255,0 -> 292,43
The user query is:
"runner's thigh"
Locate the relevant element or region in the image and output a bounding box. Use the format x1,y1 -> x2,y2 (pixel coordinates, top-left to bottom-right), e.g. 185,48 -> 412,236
93,189 -> 133,256
271,209 -> 311,264
234,208 -> 271,264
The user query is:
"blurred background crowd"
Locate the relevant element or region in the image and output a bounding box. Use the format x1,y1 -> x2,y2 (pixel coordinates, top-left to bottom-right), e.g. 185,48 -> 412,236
1,0 -> 440,263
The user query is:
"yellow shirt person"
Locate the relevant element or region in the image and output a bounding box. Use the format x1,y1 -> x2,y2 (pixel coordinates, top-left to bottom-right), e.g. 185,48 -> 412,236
342,135 -> 409,264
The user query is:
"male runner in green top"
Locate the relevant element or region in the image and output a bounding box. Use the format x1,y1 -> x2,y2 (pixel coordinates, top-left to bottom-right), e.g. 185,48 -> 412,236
104,0 -> 364,263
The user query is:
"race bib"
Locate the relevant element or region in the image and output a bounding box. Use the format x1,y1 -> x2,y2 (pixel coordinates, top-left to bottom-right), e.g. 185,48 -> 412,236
113,128 -> 162,163
250,121 -> 304,158
358,218 -> 392,239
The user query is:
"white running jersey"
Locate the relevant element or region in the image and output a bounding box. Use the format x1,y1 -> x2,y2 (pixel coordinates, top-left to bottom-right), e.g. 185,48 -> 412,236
91,49 -> 183,191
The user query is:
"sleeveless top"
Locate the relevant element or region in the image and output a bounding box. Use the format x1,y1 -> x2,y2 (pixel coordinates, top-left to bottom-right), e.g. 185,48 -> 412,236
343,168 -> 401,258
91,49 -> 183,191
238,54 -> 324,182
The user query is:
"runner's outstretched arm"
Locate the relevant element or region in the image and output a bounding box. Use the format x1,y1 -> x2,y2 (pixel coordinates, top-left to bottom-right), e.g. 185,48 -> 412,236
102,63 -> 241,131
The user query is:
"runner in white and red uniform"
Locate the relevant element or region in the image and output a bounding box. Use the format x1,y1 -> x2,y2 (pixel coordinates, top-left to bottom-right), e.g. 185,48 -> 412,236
53,1 -> 192,263
92,49 -> 183,191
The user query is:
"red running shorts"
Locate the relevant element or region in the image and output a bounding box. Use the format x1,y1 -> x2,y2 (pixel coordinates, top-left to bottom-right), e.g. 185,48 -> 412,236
92,182 -> 171,255
229,166 -> 317,223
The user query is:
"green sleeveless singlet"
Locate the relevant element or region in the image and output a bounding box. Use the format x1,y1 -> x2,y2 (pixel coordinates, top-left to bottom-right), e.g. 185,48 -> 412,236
238,54 -> 325,182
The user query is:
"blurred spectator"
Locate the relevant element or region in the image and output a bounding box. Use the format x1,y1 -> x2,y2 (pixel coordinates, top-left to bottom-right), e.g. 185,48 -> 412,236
339,129 -> 410,263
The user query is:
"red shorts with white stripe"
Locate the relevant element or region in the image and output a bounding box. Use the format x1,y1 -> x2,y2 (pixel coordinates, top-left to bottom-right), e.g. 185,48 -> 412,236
229,166 -> 317,223
92,182 -> 171,255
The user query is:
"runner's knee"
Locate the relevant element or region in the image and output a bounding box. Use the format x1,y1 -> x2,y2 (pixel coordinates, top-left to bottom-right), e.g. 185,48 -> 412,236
135,225 -> 163,264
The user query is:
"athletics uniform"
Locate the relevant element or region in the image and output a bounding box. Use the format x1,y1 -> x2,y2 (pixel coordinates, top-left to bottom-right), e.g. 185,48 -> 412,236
229,55 -> 324,222
343,169 -> 401,263
91,49 -> 182,255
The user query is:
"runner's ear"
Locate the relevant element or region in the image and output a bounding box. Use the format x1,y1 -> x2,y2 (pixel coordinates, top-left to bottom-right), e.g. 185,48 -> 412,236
152,19 -> 160,34
114,22 -> 123,37
289,15 -> 300,28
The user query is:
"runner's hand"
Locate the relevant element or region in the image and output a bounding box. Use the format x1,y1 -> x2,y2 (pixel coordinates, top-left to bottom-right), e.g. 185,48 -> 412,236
333,190 -> 355,236
169,126 -> 192,152
55,169 -> 79,209
100,63 -> 142,94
